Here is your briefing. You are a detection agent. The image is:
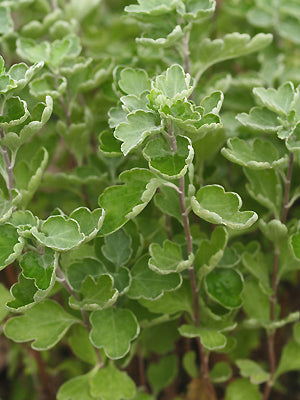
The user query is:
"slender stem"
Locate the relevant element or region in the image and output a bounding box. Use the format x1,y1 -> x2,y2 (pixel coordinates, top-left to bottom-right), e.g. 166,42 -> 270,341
55,255 -> 104,367
263,152 -> 294,400
0,128 -> 14,200
168,126 -> 216,400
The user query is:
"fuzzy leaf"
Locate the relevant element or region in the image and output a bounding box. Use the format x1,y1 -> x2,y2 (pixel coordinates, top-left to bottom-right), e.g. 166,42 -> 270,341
20,248 -> 55,290
205,268 -> 243,309
147,354 -> 178,395
99,168 -> 160,235
69,275 -> 118,311
178,324 -> 227,350
114,110 -> 163,155
275,340 -> 300,378
30,74 -> 67,99
4,300 -> 79,350
236,106 -> 280,132
119,68 -> 151,97
137,25 -> 184,48
102,229 -> 132,267
98,130 -> 122,156
286,122 -> 300,155
143,135 -> 194,179
236,359 -> 270,384
90,307 -> 139,359
70,207 -> 104,241
253,82 -> 295,117
191,185 -> 258,229
0,6 -> 13,35
30,215 -> 85,251
221,138 -> 287,169
125,0 -> 181,16
181,0 -> 215,21
0,96 -> 29,128
149,240 -> 193,274
225,378 -> 261,400
128,255 -> 182,299
90,364 -> 136,400
0,223 -> 24,271
57,371 -> 95,400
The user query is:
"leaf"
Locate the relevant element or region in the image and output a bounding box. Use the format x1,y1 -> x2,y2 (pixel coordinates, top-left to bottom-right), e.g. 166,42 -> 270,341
17,38 -> 51,63
275,340 -> 300,378
0,6 -> 13,35
30,73 -> 67,99
149,240 -> 193,274
0,97 -> 29,128
69,275 -> 118,311
98,130 -> 122,156
183,351 -> 198,378
128,254 -> 182,300
4,300 -> 79,350
242,253 -> 271,295
90,364 -> 136,400
67,257 -> 107,291
30,216 -> 85,251
143,135 -> 194,179
101,229 -> 132,267
210,362 -> 232,383
114,110 -> 163,155
242,279 -> 270,324
90,307 -> 139,359
236,359 -> 270,384
236,106 -> 280,132
253,82 -> 295,117
125,0 -> 181,16
147,354 -> 178,395
154,185 -> 182,223
291,230 -> 300,260
178,324 -> 227,350
221,138 -> 288,169
225,378 -> 261,400
118,68 -> 151,97
68,325 -> 98,365
99,168 -> 160,235
8,62 -> 44,92
140,320 -> 179,355
0,223 -> 24,271
70,207 -> 104,241
137,25 -> 184,48
181,0 -> 215,21
191,185 -> 258,230
195,33 -> 273,78
286,122 -> 300,155
0,283 -> 12,323
20,248 -> 55,290
205,268 -> 243,309
57,371 -> 95,400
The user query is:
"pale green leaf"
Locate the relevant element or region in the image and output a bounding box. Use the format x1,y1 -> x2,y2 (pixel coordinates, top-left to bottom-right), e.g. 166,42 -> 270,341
0,283 -> 12,323
183,351 -> 198,378
114,110 -> 163,155
4,300 -> 79,350
128,254 -> 182,299
137,25 -> 184,48
154,185 -> 182,223
0,6 -> 13,35
253,81 -> 295,116
149,240 -> 193,274
210,362 -> 232,383
67,257 -> 108,291
90,307 -> 139,359
147,354 -> 178,395
275,340 -> 300,378
191,185 -> 258,229
291,230 -> 300,260
221,138 -> 288,169
30,215 -> 85,251
8,62 -> 44,92
57,371 -> 95,400
236,359 -> 270,384
65,0 -> 101,20
225,378 -> 261,400
102,229 -> 132,267
70,207 -> 104,241
119,68 -> 151,97
125,0 -> 181,16
69,275 -> 118,311
286,122 -> 300,155
20,248 -> 55,290
17,38 -> 51,63
242,279 -> 270,324
98,129 -> 122,156
90,364 -> 136,400
259,219 -> 288,246
68,324 -> 98,365
0,97 -> 29,128
180,0 -> 215,21
242,252 -> 271,295
0,223 -> 24,271
236,106 -> 280,132
30,73 -> 67,99
178,324 -> 227,350
143,135 -> 194,179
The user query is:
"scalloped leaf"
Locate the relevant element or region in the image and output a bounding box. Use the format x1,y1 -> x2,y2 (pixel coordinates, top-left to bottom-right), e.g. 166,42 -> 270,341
8,62 -> 44,92
149,240 -> 193,274
20,248 -> 55,290
0,283 -> 12,323
68,324 -> 98,365
57,371 -> 96,400
0,223 -> 24,271
90,364 -> 136,400
90,307 -> 139,359
99,168 -> 160,235
98,130 -> 122,156
286,122 -> 300,155
222,138 -> 288,169
114,110 -> 163,155
70,207 -> 104,241
143,135 -> 194,178
291,230 -> 300,260
0,96 -> 29,128
69,275 -> 118,311
102,228 -> 132,268
67,257 -> 108,291
210,362 -> 232,383
30,73 -> 67,99
236,106 -> 280,132
0,6 -> 13,35
128,255 -> 182,299
4,300 -> 79,350
275,340 -> 300,378
154,185 -> 182,223
253,81 -> 295,116
137,25 -> 184,48
147,354 -> 178,395
178,324 -> 227,350
236,359 -> 270,384
180,0 -> 215,21
125,0 -> 180,16
30,215 -> 85,251
191,185 -> 258,229
225,378 -> 261,400
242,252 -> 271,295
119,68 -> 151,97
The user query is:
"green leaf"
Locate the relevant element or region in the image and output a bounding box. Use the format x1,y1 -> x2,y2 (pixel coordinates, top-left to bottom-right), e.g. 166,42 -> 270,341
90,307 -> 139,359
98,130 -> 122,156
0,97 -> 29,128
242,279 -> 270,324
6,274 -> 39,311
20,248 -> 55,290
102,229 -> 132,267
183,351 -> 198,378
191,185 -> 258,229
236,359 -> 270,384
278,239 -> 300,278
154,185 -> 182,223
225,378 -> 261,400
147,354 -> 178,395
275,340 -> 300,378
137,25 -> 184,48
286,122 -> 300,155
181,0 -> 215,21
237,106 -> 280,132
17,38 -> 50,63
30,216 -> 85,251
8,62 -> 44,92
90,364 -> 136,400
68,324 -> 98,365
0,223 -> 24,271
244,168 -> 282,219
178,324 -> 227,350
128,255 -> 182,300
259,219 -> 288,247
69,275 -> 118,311
140,320 -> 179,355
195,33 -> 273,78
4,300 -> 79,350
221,138 -> 288,169
30,73 -> 67,99
143,135 -> 194,179
205,268 -> 243,309
114,110 -> 163,155
57,371 -> 95,400
119,68 -> 151,97
125,0 -> 181,16
242,252 -> 271,295
0,6 -> 13,35
99,168 -> 160,235
149,240 -> 193,274
0,283 -> 12,323
210,362 -> 232,383
291,230 -> 300,260
70,207 -> 104,241
253,82 -> 295,117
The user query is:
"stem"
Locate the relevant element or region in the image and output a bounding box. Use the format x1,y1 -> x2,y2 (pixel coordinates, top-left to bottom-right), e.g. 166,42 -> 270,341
0,128 -> 14,200
263,152 -> 294,400
168,126 -> 216,400
55,255 -> 104,367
